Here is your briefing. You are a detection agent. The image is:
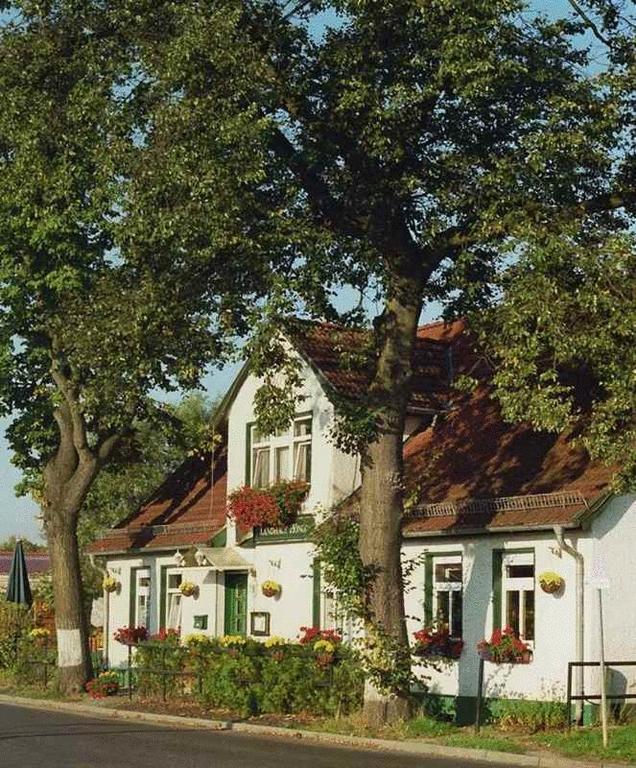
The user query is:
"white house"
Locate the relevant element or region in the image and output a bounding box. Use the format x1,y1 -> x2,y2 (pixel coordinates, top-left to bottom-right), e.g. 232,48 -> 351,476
88,319 -> 636,722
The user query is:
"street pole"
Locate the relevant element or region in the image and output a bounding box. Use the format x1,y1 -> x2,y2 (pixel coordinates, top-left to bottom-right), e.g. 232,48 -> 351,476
598,588 -> 608,748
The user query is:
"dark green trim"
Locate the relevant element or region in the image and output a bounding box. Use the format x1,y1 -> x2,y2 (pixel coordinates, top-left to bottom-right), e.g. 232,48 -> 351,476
424,551 -> 463,625
492,548 -> 534,631
159,565 -> 169,630
129,567 -> 140,628
211,527 -> 227,548
492,550 -> 503,632
424,554 -> 433,625
245,421 -> 254,485
312,558 -> 321,629
254,514 -> 315,545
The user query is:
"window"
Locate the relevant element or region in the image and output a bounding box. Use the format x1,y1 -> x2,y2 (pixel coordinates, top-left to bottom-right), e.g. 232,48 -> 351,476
502,553 -> 535,643
166,572 -> 183,630
250,415 -> 312,487
432,556 -> 463,638
134,569 -> 151,628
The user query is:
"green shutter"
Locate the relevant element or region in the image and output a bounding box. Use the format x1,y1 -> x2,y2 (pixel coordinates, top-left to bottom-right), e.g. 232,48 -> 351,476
424,554 -> 433,625
492,550 -> 503,632
159,565 -> 169,630
245,422 -> 253,485
129,568 -> 139,627
312,558 -> 321,629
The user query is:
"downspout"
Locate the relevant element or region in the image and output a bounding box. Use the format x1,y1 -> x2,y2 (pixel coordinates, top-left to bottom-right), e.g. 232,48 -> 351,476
89,555 -> 109,668
553,526 -> 584,724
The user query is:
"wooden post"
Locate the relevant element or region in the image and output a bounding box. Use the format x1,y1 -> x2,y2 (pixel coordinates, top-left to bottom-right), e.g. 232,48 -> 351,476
475,657 -> 485,734
598,589 -> 608,748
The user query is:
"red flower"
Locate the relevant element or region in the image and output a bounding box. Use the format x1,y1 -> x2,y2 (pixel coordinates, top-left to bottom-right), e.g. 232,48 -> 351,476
299,626 -> 342,645
226,486 -> 282,529
113,626 -> 148,645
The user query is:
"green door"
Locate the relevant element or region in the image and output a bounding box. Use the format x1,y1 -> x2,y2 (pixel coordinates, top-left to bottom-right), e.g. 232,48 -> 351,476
224,572 -> 248,636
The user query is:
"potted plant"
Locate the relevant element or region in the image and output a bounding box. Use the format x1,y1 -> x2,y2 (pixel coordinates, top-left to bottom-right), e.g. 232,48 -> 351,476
476,627 -> 532,664
539,571 -> 564,594
314,638 -> 337,667
114,626 -> 148,646
261,580 -> 281,598
179,580 -> 198,597
86,670 -> 120,699
102,574 -> 119,593
412,625 -> 463,660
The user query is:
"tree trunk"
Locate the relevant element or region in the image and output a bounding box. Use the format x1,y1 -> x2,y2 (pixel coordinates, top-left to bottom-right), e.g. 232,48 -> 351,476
46,504 -> 93,694
359,265 -> 422,726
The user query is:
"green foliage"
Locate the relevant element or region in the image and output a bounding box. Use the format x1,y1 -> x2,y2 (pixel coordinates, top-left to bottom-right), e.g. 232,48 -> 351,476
313,517 -> 369,619
489,698 -> 568,732
133,635 -> 363,717
0,537 -> 45,553
479,232 -> 636,487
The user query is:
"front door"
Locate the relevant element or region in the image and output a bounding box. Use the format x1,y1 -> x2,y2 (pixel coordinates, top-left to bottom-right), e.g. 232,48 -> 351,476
224,572 -> 248,636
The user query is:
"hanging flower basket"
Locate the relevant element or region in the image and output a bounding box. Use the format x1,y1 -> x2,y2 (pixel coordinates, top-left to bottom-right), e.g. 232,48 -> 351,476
102,574 -> 119,594
261,580 -> 281,598
314,639 -> 336,667
539,571 -> 564,594
180,580 -> 198,597
476,627 -> 532,664
114,626 -> 148,646
413,626 -> 464,660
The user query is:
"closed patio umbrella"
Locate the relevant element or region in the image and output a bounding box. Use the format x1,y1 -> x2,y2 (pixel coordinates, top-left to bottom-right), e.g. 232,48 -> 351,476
5,539 -> 32,608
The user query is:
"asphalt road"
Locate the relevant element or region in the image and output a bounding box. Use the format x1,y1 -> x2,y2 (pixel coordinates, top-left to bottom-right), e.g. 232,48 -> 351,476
0,702 -> 497,768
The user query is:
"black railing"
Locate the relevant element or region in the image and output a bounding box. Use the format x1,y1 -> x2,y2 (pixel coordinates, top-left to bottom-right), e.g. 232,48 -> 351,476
566,660 -> 636,729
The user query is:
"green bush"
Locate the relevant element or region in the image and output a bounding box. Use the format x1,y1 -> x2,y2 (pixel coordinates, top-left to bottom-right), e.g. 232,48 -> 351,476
130,634 -> 364,717
489,698 -> 568,732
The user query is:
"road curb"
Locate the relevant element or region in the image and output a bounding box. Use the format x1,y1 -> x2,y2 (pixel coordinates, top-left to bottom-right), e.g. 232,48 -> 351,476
0,694 -> 231,731
0,695 -> 630,768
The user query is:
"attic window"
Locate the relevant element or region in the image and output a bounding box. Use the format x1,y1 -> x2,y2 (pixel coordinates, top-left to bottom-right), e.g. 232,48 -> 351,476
250,415 -> 312,487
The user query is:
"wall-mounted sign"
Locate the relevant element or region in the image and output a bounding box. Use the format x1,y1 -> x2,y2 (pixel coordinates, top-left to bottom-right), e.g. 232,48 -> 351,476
250,611 -> 270,636
254,515 -> 315,545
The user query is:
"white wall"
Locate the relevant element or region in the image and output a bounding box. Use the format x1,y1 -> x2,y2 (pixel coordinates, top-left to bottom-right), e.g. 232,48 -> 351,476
403,530 -> 582,702
586,495 -> 636,700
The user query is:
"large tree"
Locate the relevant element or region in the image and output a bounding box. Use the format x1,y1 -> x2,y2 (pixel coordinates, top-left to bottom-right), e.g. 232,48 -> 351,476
129,0 -> 634,722
0,2 -> 265,693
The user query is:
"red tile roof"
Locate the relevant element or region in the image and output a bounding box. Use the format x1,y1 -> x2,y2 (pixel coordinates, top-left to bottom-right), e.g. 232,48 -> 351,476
289,320 -> 454,412
87,443 -> 227,555
402,379 -> 615,536
0,551 -> 50,575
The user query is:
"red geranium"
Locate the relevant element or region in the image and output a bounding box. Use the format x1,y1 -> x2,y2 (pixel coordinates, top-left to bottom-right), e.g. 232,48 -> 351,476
151,628 -> 180,642
226,486 -> 282,529
113,626 -> 148,646
477,626 -> 531,663
299,626 -> 342,645
413,626 -> 463,659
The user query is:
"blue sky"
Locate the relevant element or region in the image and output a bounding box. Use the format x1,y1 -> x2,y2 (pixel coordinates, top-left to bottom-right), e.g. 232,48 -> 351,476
0,0 -> 599,543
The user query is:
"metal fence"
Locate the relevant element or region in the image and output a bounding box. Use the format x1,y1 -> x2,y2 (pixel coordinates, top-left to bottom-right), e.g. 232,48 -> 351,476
566,660 -> 636,729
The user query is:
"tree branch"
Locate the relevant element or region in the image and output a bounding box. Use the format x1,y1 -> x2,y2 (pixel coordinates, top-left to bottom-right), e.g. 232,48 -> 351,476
49,356 -> 91,460
567,0 -> 612,47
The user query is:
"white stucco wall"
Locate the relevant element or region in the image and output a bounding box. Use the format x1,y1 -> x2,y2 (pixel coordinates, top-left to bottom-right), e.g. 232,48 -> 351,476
403,529 -> 585,702
586,495 -> 636,700
225,352 -> 361,541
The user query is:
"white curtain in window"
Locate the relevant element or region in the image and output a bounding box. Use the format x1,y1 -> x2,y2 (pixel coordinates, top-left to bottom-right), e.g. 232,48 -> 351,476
293,442 -> 311,481
252,447 -> 270,488
167,593 -> 182,630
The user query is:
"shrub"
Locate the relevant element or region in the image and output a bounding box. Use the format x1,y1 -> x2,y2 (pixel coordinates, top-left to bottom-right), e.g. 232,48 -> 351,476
130,631 -> 363,717
490,698 -> 568,732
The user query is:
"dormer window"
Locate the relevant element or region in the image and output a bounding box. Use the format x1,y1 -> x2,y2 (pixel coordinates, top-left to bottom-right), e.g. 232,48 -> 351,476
249,415 -> 312,488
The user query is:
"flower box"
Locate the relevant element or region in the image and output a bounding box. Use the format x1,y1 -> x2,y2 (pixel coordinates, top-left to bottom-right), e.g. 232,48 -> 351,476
114,626 -> 148,646
413,626 -> 463,660
476,627 -> 532,664
227,480 -> 309,530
